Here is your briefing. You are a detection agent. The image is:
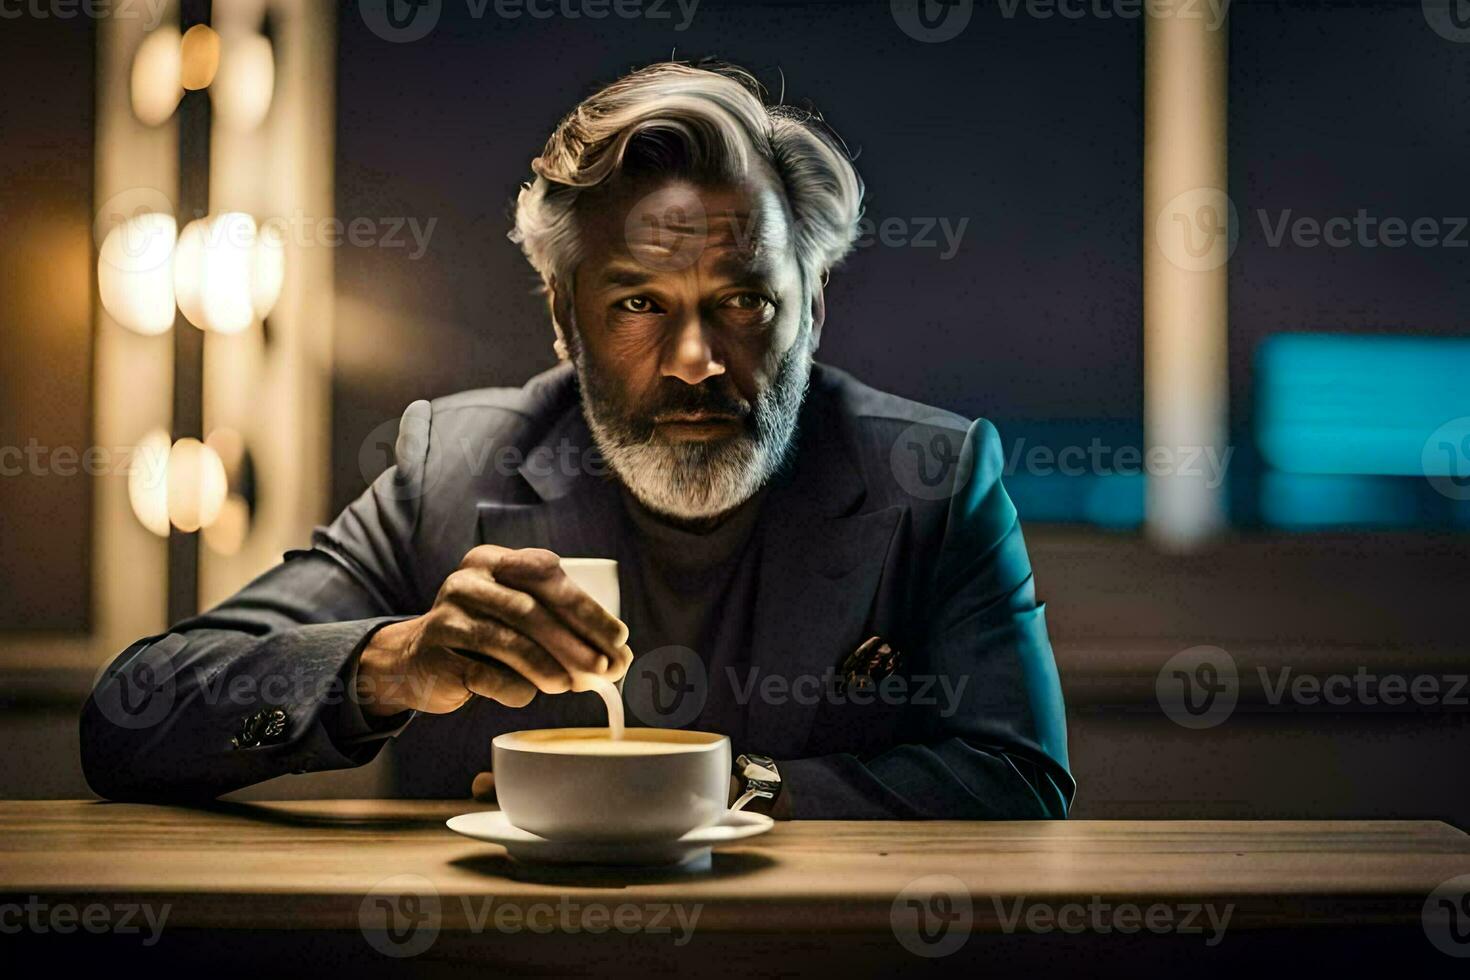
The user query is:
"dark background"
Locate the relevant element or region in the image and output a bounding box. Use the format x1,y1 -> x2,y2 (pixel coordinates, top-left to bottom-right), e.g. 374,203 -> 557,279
0,12 -> 95,630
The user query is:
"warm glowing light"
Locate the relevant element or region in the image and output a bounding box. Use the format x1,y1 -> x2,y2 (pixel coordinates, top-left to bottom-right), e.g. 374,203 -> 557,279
252,219 -> 286,318
212,31 -> 275,131
128,429 -> 173,538
98,212 -> 177,335
175,213 -> 260,333
166,437 -> 229,532
204,212 -> 259,334
203,493 -> 251,555
130,27 -> 183,126
180,24 -> 221,90
172,217 -> 209,331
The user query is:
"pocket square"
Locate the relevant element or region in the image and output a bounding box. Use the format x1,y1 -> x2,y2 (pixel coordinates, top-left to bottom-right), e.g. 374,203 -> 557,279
841,635 -> 902,691
231,708 -> 289,749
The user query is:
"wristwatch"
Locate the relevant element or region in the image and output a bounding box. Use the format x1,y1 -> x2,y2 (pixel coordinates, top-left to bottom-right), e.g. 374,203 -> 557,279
733,753 -> 781,814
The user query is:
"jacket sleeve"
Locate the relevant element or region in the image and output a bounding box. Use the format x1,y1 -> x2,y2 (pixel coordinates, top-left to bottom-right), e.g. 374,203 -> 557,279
79,400 -> 435,802
777,419 -> 1075,819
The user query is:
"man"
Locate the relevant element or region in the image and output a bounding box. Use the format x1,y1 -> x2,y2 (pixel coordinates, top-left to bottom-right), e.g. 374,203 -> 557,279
81,61 -> 1074,820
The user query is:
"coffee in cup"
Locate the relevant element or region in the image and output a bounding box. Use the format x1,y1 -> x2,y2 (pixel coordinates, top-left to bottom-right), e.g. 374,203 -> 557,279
492,727 -> 731,841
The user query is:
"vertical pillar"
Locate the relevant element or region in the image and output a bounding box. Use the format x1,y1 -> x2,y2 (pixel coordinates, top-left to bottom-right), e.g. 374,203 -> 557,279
1144,1 -> 1231,550
167,0 -> 211,623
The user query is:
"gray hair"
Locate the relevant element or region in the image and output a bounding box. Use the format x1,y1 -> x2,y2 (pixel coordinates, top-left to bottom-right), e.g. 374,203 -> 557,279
509,61 -> 865,292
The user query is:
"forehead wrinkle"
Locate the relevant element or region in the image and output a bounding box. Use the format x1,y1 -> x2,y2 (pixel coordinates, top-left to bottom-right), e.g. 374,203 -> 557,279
597,264 -> 653,289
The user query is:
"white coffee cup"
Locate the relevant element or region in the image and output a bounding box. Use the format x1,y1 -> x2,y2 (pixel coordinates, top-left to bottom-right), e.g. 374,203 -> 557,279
492,727 -> 732,842
490,557 -> 729,842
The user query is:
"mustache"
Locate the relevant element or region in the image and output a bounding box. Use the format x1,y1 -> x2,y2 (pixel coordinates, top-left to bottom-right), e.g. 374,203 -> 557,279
641,380 -> 752,421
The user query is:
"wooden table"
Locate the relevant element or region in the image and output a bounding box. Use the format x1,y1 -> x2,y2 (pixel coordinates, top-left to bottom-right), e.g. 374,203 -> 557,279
3,800 -> 1469,976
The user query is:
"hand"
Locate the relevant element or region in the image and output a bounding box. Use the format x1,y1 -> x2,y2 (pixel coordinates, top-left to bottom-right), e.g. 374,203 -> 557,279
355,546 -> 633,717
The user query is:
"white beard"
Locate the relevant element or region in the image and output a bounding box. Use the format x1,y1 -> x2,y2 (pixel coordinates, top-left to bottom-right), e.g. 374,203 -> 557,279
576,340 -> 812,521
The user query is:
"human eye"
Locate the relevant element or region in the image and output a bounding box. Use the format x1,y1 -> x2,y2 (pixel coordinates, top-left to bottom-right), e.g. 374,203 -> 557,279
721,292 -> 776,315
614,295 -> 662,314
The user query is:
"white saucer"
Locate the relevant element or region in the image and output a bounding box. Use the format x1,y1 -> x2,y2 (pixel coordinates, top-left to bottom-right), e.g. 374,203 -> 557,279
446,808 -> 774,866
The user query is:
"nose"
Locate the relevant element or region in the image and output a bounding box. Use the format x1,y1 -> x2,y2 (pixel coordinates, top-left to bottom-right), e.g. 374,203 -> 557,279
661,313 -> 725,387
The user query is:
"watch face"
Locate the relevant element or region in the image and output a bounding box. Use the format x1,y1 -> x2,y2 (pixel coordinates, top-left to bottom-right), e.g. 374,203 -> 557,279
738,754 -> 779,783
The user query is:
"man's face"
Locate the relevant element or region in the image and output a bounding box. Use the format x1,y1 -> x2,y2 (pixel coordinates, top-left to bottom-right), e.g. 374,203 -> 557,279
557,170 -> 822,520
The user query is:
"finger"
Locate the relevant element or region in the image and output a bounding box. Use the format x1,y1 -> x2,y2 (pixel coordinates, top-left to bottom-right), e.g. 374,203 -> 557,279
610,642 -> 634,678
567,645 -> 634,693
426,609 -> 572,694
443,568 -> 608,675
489,551 -> 629,655
460,657 -> 538,708
471,771 -> 496,802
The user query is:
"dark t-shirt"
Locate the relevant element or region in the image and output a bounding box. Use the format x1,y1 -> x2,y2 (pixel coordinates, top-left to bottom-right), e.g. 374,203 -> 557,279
616,486 -> 766,741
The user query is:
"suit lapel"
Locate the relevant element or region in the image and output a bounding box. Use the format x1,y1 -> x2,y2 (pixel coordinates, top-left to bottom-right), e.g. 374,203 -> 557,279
741,387 -> 907,756
476,404 -> 627,563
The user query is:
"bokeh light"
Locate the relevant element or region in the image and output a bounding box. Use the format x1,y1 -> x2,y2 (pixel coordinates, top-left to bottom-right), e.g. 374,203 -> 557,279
98,212 -> 177,335
129,26 -> 183,126
179,24 -> 221,91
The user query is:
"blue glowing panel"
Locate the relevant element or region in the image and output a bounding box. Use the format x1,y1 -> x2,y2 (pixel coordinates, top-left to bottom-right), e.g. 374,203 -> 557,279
1256,334 -> 1470,476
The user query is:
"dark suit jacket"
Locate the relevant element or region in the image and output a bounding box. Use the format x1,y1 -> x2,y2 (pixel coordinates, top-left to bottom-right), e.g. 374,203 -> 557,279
80,362 -> 1075,818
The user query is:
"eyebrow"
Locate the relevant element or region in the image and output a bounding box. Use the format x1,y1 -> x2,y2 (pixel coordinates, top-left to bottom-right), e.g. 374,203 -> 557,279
598,266 -> 653,289
596,254 -> 772,291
